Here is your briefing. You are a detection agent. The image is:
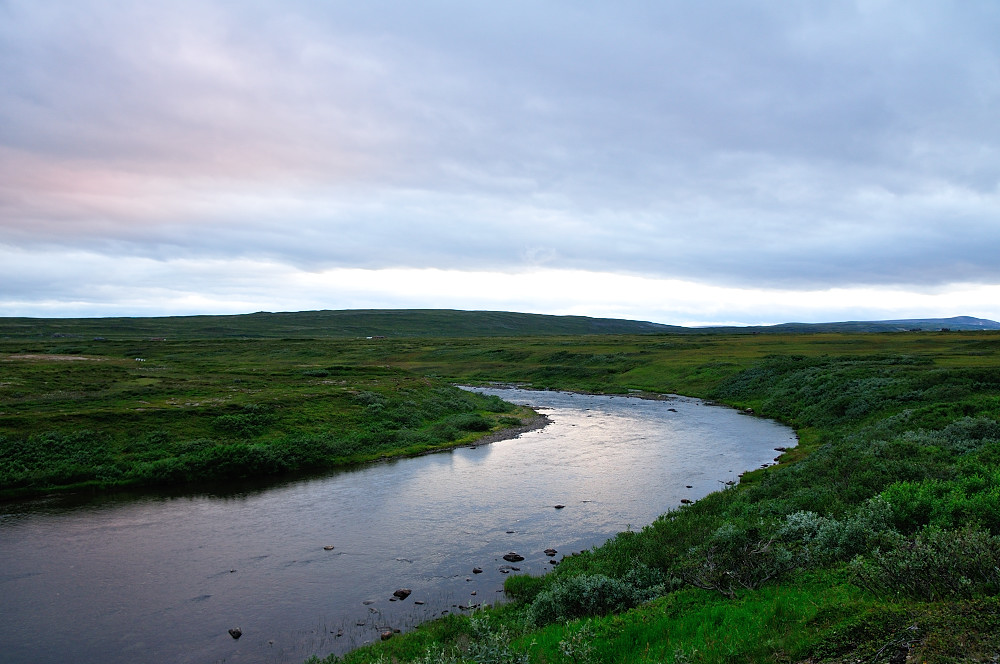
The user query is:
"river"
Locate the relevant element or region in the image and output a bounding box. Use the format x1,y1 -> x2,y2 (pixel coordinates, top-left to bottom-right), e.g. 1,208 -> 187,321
0,388 -> 796,663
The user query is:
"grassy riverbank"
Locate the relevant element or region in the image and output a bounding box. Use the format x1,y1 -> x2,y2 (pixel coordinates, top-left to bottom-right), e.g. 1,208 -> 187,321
304,331 -> 999,663
4,328 -> 1000,661
0,338 -> 531,499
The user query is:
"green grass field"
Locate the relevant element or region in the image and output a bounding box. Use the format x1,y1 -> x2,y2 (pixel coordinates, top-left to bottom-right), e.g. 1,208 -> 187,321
0,337 -> 533,498
3,323 -> 1000,662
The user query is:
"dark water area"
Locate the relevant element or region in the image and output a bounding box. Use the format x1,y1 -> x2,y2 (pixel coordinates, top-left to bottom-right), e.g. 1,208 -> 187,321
0,388 -> 796,664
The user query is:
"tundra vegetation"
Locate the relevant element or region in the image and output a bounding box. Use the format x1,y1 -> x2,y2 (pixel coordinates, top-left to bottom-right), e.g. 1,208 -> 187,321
0,339 -> 527,498
2,322 -> 1000,662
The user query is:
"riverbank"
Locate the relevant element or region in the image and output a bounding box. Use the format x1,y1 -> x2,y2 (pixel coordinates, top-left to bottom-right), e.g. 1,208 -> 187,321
464,413 -> 552,448
319,339 -> 1000,664
0,348 -> 533,501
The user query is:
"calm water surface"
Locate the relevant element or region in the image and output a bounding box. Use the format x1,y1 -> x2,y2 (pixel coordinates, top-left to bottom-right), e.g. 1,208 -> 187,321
0,388 -> 796,663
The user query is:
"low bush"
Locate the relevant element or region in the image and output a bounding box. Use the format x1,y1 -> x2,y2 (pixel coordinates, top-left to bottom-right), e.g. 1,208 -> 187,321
881,475 -> 1000,533
850,525 -> 1000,601
213,404 -> 275,438
778,496 -> 898,566
526,572 -> 663,626
478,394 -> 516,413
448,412 -> 492,432
681,521 -> 795,598
464,614 -> 529,664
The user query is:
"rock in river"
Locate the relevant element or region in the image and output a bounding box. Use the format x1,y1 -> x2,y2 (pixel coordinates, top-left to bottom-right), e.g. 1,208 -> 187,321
502,552 -> 525,563
393,588 -> 412,600
228,628 -> 242,639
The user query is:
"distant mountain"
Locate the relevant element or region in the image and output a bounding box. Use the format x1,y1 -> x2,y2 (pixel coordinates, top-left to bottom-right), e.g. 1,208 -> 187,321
0,310 -> 997,340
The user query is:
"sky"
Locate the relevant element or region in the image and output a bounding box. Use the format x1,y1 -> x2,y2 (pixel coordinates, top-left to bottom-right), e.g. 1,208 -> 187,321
2,1 -> 1000,326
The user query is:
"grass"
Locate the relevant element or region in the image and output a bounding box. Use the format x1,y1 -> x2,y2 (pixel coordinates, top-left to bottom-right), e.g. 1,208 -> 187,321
3,325 -> 1000,661
0,338 -> 531,498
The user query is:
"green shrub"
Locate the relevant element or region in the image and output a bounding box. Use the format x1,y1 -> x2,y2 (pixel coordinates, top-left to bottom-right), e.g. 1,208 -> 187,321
428,422 -> 459,443
526,573 -> 660,626
478,394 -> 515,413
355,391 -> 386,407
881,475 -> 1000,533
448,413 -> 492,432
212,404 -> 275,438
682,521 -> 794,598
465,614 -> 529,664
893,416 -> 1000,455
850,526 -> 1000,601
779,496 -> 897,566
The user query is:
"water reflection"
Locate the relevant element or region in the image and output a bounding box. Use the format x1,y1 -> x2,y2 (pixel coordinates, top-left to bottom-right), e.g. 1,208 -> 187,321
0,388 -> 795,664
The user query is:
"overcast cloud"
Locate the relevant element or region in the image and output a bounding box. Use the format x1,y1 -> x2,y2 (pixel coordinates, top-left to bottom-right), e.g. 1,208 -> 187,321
2,1 -> 999,324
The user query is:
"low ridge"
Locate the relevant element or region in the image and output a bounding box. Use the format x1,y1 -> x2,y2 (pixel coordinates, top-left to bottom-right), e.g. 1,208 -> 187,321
0,310 -> 996,340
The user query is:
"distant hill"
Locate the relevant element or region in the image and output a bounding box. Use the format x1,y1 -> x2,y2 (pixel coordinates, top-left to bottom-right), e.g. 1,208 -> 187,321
0,309 -> 683,340
761,316 -> 1000,333
0,310 -> 996,340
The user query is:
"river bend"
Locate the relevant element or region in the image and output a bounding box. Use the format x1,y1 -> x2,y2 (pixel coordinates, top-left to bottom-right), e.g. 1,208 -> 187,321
0,388 -> 796,663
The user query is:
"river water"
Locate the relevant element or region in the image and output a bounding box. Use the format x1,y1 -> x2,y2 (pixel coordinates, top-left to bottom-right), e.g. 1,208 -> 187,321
0,388 -> 795,664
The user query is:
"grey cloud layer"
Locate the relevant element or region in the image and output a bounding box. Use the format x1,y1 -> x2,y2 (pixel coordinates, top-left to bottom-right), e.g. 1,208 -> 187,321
2,0 -> 999,291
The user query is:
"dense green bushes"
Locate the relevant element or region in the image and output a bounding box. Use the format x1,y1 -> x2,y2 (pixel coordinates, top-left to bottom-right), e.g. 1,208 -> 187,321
778,496 -> 897,567
881,474 -> 1000,533
677,355 -> 1000,605
851,526 -> 1000,601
